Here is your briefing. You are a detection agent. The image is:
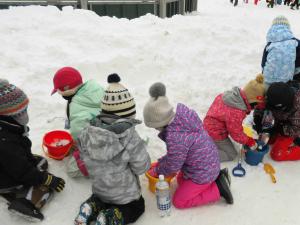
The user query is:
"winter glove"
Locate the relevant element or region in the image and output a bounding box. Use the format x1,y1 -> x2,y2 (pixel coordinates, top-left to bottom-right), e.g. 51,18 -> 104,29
43,173 -> 65,192
245,138 -> 258,151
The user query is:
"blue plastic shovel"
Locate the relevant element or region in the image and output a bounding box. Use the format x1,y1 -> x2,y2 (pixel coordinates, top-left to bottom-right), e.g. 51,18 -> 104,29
232,149 -> 246,177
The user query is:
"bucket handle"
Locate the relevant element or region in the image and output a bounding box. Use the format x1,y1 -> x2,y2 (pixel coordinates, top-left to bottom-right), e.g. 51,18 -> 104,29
42,142 -> 73,160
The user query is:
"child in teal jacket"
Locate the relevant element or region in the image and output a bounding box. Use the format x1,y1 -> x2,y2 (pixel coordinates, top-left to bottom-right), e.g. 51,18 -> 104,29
51,67 -> 104,177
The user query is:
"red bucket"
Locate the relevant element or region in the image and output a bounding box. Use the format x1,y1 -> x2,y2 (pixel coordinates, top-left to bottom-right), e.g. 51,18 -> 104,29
42,130 -> 73,160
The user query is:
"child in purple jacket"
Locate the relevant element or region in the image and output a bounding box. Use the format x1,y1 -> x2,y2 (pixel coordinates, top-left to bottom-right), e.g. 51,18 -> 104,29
143,83 -> 233,208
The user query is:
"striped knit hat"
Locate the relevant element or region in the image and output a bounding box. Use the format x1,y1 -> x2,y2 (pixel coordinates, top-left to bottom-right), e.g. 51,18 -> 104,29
272,15 -> 290,28
0,79 -> 29,116
101,74 -> 136,118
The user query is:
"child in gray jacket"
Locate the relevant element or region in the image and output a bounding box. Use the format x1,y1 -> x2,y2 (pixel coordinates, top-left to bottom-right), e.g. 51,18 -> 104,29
74,74 -> 151,225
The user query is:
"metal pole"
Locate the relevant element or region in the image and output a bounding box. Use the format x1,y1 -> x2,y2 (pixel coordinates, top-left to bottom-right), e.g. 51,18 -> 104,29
192,0 -> 197,11
179,0 -> 184,14
47,0 -> 60,4
80,0 -> 88,9
159,0 -> 166,18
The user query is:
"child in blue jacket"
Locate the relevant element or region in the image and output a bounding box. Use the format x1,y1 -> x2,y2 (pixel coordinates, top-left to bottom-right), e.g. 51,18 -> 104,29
261,16 -> 298,88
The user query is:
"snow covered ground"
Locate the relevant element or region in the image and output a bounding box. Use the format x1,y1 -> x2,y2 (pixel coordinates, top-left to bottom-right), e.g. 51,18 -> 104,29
1,0 -> 300,224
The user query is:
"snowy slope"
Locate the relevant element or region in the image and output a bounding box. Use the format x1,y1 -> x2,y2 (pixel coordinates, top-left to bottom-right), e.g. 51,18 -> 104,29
0,0 -> 300,224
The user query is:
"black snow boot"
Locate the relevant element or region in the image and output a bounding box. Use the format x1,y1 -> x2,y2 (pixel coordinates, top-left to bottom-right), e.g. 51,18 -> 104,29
234,0 -> 238,6
8,198 -> 44,221
230,0 -> 233,3
220,168 -> 231,186
0,193 -> 16,203
216,173 -> 234,204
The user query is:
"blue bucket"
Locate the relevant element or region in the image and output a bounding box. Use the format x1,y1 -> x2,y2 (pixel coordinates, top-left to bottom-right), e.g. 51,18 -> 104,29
244,145 -> 269,166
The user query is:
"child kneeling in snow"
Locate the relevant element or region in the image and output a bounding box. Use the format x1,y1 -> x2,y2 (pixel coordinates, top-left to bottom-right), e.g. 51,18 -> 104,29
74,74 -> 151,225
144,82 -> 233,209
264,82 -> 300,161
51,67 -> 105,178
0,80 -> 65,221
204,74 -> 265,162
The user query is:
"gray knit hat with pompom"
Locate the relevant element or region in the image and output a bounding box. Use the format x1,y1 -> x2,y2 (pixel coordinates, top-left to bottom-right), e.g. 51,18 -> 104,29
143,82 -> 175,128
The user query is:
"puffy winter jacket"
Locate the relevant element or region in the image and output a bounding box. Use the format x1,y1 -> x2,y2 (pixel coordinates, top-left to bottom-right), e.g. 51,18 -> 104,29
69,80 -> 104,140
78,114 -> 151,204
271,88 -> 300,137
156,104 -> 220,185
0,116 -> 44,191
261,24 -> 298,84
204,87 -> 252,145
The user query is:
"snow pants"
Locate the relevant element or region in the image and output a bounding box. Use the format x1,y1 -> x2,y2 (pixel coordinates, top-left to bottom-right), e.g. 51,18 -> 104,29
271,136 -> 300,161
214,138 -> 238,162
172,173 -> 220,209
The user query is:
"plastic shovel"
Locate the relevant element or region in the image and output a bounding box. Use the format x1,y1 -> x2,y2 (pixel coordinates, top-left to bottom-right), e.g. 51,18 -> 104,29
264,163 -> 276,183
232,149 -> 246,177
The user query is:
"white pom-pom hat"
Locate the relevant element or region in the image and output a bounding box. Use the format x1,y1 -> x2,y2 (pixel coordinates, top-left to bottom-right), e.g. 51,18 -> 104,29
143,82 -> 175,128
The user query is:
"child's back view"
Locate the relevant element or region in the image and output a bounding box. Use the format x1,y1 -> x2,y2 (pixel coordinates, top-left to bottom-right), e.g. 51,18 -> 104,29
261,16 -> 298,87
74,74 -> 151,225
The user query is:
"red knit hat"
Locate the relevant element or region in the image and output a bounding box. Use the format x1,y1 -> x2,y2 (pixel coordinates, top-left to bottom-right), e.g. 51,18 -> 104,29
51,67 -> 83,96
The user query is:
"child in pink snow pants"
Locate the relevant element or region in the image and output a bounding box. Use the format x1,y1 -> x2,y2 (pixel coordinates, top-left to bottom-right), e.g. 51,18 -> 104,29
143,82 -> 234,209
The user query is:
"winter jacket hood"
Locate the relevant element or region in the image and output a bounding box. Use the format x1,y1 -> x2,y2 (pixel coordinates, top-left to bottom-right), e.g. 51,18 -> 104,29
88,114 -> 142,161
72,80 -> 103,108
222,87 -> 248,111
69,80 -> 104,139
165,105 -> 201,134
267,25 -> 294,43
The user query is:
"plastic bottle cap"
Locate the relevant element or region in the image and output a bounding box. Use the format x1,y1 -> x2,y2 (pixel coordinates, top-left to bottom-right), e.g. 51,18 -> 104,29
159,174 -> 164,181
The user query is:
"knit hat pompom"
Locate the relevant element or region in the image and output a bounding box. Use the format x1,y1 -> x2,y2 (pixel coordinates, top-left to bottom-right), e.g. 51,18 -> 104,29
107,73 -> 121,83
255,74 -> 264,84
149,82 -> 166,99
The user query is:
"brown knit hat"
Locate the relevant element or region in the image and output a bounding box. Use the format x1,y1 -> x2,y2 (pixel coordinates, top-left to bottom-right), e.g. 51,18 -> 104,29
243,74 -> 265,104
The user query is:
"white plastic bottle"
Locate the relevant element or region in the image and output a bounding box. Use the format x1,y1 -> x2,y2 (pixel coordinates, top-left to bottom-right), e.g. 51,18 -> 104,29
155,174 -> 171,217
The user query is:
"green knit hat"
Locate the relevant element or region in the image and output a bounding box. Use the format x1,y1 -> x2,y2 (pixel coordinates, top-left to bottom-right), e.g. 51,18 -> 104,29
0,79 -> 29,116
